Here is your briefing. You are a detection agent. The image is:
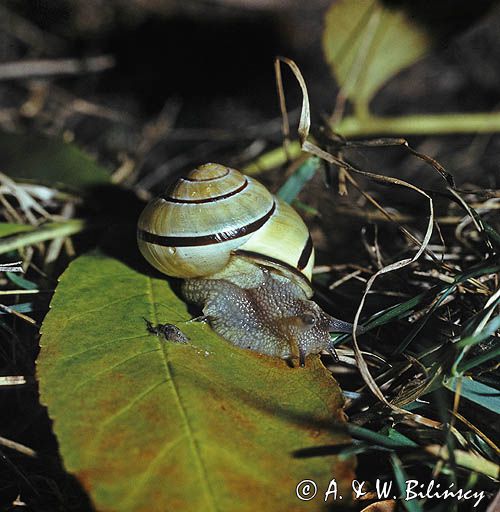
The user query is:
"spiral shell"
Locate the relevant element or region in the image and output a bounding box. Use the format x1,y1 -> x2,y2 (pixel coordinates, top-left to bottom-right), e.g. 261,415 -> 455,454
137,163 -> 314,283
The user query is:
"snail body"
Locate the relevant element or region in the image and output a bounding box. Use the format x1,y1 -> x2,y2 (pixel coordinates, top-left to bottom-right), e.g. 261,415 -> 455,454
137,163 -> 354,365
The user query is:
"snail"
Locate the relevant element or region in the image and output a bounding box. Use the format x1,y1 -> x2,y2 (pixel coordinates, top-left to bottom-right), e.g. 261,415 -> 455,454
137,163 -> 357,366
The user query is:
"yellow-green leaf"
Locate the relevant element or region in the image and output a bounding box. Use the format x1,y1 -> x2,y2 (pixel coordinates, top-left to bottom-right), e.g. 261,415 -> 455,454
38,251 -> 355,511
323,0 -> 433,111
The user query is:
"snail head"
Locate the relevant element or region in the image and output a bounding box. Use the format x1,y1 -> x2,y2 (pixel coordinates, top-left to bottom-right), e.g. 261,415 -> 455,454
281,299 -> 356,367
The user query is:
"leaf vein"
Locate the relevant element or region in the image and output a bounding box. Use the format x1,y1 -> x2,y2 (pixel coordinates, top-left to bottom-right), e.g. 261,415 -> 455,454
57,333 -> 147,362
68,348 -> 161,394
119,433 -> 188,508
59,292 -> 149,328
147,276 -> 218,512
83,378 -> 171,468
100,378 -> 169,431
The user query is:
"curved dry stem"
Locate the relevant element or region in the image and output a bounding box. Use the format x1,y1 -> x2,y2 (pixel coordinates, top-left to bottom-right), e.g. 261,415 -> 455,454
277,57 -> 436,416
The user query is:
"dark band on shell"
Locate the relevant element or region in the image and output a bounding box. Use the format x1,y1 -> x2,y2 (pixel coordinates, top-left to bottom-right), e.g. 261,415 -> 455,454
138,201 -> 276,247
161,178 -> 249,204
297,235 -> 313,271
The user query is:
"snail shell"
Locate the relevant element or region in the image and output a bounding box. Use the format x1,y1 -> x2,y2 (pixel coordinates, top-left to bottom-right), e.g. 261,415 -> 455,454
137,163 -> 314,291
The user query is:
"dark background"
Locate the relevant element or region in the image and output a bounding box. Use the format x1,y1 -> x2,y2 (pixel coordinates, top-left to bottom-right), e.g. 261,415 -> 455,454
0,1 -> 499,510
0,0 -> 499,191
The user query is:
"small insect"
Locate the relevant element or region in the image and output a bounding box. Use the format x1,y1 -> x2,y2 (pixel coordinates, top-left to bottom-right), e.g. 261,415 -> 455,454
143,318 -> 189,343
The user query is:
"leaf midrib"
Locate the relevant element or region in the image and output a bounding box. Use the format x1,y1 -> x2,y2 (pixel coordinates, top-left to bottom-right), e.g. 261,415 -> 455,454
147,276 -> 218,512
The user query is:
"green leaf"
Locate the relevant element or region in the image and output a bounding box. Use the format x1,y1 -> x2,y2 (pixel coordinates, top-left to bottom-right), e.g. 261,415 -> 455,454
348,424 -> 417,449
386,428 -> 418,448
277,157 -> 321,203
390,454 -> 423,512
0,132 -> 109,188
323,0 -> 432,112
0,302 -> 33,314
5,271 -> 38,290
0,222 -> 33,238
333,262 -> 500,347
38,251 -> 355,511
458,344 -> 500,373
443,376 -> 500,413
457,311 -> 500,348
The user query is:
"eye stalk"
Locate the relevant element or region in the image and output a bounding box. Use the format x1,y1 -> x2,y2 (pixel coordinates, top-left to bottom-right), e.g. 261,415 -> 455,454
326,318 -> 366,365
328,317 -> 357,333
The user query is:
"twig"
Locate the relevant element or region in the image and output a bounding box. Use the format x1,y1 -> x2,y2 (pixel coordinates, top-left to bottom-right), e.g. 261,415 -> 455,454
0,304 -> 37,326
0,56 -> 115,81
0,375 -> 31,386
45,203 -> 75,265
0,4 -> 63,52
329,269 -> 364,290
0,436 -> 36,457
